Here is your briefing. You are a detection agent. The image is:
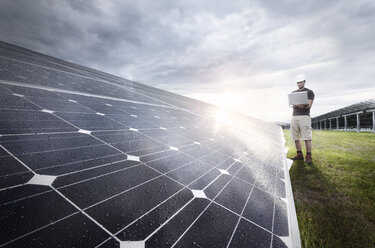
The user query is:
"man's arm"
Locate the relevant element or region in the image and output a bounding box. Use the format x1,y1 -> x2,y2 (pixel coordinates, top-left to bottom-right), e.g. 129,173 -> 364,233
297,99 -> 314,109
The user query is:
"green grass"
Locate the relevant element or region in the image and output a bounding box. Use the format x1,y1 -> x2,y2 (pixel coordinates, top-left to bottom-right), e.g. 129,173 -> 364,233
283,130 -> 375,248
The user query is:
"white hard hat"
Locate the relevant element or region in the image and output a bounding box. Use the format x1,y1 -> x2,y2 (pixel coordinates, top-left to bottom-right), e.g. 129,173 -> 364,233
295,74 -> 306,82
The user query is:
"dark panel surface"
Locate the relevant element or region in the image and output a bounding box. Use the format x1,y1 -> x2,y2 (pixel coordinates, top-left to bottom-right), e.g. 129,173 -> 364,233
86,176 -> 183,233
166,160 -> 212,185
117,188 -> 193,241
0,156 -> 29,175
38,153 -> 127,175
53,159 -> 139,187
145,153 -> 193,173
8,213 -> 111,248
189,169 -> 221,190
58,164 -> 159,208
146,198 -> 210,247
242,187 -> 275,231
55,112 -> 127,131
214,177 -> 253,214
173,203 -> 238,247
0,185 -> 51,205
0,133 -> 102,155
0,171 -> 34,188
0,191 -> 77,245
204,174 -> 232,199
0,94 -> 40,110
0,109 -> 77,134
17,143 -> 120,170
228,218 -> 272,248
273,198 -> 289,237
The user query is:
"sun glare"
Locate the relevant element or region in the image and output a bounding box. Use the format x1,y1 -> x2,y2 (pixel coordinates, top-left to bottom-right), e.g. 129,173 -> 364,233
213,108 -> 229,132
216,91 -> 241,111
212,91 -> 244,132
214,109 -> 228,123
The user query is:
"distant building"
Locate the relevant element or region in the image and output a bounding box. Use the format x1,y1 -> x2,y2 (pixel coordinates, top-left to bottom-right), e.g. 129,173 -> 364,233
312,99 -> 375,133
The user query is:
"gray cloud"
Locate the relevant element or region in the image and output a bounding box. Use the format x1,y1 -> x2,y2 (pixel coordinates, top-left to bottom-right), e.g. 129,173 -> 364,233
0,0 -> 374,121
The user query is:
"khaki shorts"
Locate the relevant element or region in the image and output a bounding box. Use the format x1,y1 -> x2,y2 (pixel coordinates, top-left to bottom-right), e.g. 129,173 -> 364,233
291,115 -> 312,141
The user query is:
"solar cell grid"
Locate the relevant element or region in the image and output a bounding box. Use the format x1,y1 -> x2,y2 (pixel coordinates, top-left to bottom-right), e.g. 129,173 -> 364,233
0,191 -> 78,245
0,109 -> 78,134
8,213 -> 111,248
0,42 -> 299,248
5,84 -> 64,99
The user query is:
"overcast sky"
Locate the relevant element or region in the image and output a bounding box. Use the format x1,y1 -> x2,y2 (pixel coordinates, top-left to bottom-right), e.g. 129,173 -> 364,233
1,0 -> 374,122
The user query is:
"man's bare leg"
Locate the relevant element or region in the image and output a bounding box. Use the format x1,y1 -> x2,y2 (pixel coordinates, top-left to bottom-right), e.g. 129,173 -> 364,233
295,140 -> 302,151
292,140 -> 304,160
304,140 -> 312,153
304,140 -> 312,163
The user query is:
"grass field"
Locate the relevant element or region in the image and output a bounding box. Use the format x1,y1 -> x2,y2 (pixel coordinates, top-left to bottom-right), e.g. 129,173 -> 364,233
283,130 -> 375,248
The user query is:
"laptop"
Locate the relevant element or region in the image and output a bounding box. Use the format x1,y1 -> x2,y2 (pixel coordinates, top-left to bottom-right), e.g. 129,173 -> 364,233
288,91 -> 308,105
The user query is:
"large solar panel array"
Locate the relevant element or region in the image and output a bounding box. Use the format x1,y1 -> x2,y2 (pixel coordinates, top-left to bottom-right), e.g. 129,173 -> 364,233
312,99 -> 375,122
312,99 -> 375,131
0,41 -> 299,248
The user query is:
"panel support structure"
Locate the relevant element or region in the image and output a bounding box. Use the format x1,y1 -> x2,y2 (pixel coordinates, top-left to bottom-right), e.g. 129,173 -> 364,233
344,116 -> 347,131
368,109 -> 375,133
336,117 -> 339,130
329,119 -> 332,130
356,113 -> 360,133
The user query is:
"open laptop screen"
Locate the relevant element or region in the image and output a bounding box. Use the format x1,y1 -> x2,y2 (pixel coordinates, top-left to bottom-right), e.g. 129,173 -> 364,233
288,91 -> 308,105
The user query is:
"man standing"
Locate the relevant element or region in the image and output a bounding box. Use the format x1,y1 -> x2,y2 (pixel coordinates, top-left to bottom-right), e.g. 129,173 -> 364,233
290,74 -> 315,163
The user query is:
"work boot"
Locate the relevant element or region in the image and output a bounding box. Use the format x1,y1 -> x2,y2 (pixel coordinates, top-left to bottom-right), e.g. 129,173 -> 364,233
291,151 -> 304,160
305,153 -> 312,164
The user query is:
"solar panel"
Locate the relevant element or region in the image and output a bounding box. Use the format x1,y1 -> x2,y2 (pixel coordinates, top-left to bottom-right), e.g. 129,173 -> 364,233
312,99 -> 375,121
0,41 -> 300,248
